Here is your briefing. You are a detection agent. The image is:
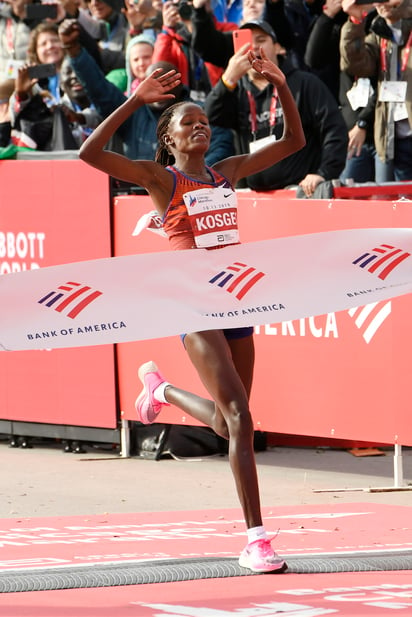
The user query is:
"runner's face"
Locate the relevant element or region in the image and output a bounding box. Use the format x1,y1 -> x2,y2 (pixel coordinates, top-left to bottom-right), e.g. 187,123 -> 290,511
168,104 -> 211,153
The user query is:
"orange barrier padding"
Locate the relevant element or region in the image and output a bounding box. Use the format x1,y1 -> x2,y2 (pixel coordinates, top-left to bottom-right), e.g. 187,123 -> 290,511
0,161 -> 117,429
114,194 -> 412,446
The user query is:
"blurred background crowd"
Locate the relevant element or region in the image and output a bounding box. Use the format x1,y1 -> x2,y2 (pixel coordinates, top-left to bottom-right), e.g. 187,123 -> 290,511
0,0 -> 411,195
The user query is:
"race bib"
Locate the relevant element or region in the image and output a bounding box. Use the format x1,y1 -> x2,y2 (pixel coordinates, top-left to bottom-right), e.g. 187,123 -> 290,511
346,78 -> 371,110
393,102 -> 408,122
182,186 -> 239,248
379,81 -> 407,103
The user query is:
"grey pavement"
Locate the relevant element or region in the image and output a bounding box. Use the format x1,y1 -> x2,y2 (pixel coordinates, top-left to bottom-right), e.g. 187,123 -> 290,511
1,438 -> 411,519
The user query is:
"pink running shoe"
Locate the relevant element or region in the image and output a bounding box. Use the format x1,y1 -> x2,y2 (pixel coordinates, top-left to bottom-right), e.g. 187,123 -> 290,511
238,538 -> 287,573
135,361 -> 169,424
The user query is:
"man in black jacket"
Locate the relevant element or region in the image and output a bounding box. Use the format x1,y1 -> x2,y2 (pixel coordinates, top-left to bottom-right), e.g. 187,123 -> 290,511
204,20 -> 348,196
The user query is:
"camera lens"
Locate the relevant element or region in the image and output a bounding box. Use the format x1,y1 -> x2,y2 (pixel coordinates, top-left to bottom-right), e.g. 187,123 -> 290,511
177,0 -> 192,19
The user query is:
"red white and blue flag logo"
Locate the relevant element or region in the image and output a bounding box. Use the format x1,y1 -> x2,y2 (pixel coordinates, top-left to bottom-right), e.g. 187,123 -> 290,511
352,244 -> 410,280
38,281 -> 103,319
209,261 -> 265,300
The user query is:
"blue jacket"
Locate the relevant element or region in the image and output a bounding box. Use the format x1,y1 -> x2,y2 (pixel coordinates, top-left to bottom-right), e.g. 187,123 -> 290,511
70,48 -> 234,164
71,48 -> 160,159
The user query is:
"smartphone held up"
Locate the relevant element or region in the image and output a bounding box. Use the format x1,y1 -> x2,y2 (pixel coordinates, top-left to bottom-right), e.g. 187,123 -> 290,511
26,3 -> 59,20
28,63 -> 57,80
232,29 -> 253,54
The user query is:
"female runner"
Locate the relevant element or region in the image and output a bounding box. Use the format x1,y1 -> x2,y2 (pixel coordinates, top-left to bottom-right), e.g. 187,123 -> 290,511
79,47 -> 305,572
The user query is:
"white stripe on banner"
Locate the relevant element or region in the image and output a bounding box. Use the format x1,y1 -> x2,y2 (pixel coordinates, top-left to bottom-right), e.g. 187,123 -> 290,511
1,227 -> 412,351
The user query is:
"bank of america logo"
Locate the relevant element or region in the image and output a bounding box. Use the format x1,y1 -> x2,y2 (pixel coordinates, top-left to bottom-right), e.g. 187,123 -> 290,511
209,261 -> 265,300
348,301 -> 391,343
353,244 -> 410,280
38,281 -> 103,319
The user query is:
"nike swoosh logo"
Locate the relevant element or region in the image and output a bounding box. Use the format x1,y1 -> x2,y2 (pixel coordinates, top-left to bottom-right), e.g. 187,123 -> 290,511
224,193 -> 232,198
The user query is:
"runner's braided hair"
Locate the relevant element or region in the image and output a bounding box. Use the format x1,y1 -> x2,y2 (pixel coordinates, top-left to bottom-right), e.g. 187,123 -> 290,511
155,101 -> 186,166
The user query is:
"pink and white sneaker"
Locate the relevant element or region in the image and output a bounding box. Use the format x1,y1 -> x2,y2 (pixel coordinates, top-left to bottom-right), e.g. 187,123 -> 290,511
135,361 -> 169,424
238,538 -> 287,573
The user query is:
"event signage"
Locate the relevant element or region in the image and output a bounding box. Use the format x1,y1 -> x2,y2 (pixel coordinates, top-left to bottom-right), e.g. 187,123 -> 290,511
1,228 -> 412,352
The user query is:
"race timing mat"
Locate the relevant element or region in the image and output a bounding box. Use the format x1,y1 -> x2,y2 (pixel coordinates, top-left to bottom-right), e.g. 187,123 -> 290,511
0,503 -> 411,616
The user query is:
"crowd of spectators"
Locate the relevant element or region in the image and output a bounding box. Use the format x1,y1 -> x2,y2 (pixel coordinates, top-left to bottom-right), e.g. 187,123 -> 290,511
0,0 -> 411,190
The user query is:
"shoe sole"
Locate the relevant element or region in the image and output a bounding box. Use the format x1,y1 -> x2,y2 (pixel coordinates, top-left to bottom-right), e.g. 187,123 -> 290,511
134,391 -> 149,424
238,558 -> 288,573
138,360 -> 158,383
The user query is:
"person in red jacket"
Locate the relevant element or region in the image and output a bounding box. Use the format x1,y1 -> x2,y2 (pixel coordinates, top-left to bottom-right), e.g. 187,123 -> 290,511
152,0 -> 237,103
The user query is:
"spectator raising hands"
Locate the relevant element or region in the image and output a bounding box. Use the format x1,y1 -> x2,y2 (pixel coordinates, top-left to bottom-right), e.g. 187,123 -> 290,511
205,20 -> 348,196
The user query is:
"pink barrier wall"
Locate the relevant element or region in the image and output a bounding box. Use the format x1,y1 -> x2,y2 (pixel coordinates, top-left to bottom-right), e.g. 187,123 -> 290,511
0,161 -> 117,429
114,192 -> 412,446
1,159 -> 411,445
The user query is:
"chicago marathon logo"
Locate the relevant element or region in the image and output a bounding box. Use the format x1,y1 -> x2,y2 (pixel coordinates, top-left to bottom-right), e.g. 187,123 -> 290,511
209,261 -> 265,300
353,244 -> 410,280
38,281 -> 103,319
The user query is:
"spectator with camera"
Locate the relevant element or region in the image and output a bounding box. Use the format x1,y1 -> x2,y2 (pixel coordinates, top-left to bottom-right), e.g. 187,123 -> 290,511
7,19 -> 102,151
6,22 -> 66,151
124,0 -> 163,39
83,0 -> 129,72
23,20 -> 102,98
205,20 -> 348,196
79,0 -> 163,74
25,22 -> 65,104
57,18 -> 233,162
152,0 -> 237,103
58,17 -> 165,157
9,53 -> 101,151
191,0 -> 295,73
